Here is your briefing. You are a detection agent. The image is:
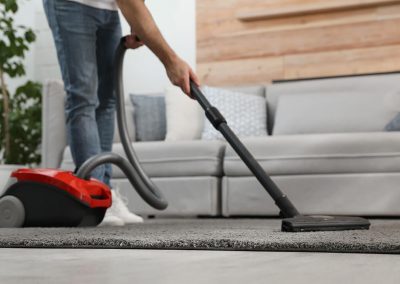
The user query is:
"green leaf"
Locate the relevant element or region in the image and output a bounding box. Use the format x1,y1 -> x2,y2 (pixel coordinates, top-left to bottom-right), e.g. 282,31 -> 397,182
24,30 -> 36,43
1,81 -> 42,165
4,0 -> 18,13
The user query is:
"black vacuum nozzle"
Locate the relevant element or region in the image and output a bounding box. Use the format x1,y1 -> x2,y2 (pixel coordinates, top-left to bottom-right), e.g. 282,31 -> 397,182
282,215 -> 371,232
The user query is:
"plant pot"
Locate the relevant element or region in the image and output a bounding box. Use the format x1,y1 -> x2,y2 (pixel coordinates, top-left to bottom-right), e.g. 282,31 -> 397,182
0,164 -> 24,195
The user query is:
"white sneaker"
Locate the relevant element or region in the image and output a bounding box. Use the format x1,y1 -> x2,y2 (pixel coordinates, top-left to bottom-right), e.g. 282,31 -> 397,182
98,213 -> 125,227
110,188 -> 144,224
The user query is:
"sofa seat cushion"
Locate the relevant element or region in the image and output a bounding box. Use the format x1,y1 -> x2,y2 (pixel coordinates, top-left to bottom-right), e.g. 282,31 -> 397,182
61,140 -> 226,178
224,132 -> 400,176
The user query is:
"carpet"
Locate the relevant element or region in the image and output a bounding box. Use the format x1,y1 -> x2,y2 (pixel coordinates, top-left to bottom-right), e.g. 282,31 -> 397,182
0,219 -> 399,254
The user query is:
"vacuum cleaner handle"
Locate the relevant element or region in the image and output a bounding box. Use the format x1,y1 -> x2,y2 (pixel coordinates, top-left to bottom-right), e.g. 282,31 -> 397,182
189,82 -> 300,218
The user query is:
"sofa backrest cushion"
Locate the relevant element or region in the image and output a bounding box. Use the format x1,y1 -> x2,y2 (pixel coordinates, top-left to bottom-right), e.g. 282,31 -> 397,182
111,98 -> 136,143
268,73 -> 400,135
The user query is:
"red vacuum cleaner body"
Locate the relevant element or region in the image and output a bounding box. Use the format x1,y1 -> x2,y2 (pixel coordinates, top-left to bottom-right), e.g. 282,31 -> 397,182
1,168 -> 111,227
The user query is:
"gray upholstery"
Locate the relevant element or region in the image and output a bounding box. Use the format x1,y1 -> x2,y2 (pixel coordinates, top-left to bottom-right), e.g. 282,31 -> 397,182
267,73 -> 400,133
222,173 -> 400,216
42,80 -> 135,167
129,93 -> 166,141
61,140 -> 226,178
113,101 -> 136,143
224,133 -> 400,176
42,75 -> 400,217
273,91 -> 398,135
385,112 -> 400,131
41,80 -> 67,168
115,176 -> 220,216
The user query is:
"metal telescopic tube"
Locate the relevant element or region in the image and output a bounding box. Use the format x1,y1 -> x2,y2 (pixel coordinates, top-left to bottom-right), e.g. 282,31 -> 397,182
76,37 -> 168,210
190,81 -> 300,218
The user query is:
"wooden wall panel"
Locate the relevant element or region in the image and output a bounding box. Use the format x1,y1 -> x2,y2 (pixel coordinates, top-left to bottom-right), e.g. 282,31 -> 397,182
197,0 -> 400,85
284,44 -> 400,79
198,57 -> 284,86
237,0 -> 400,21
198,18 -> 400,62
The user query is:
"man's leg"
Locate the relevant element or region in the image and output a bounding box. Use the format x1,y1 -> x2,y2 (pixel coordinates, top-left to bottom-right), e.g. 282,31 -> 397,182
96,11 -> 143,224
95,11 -> 122,186
43,0 -> 104,180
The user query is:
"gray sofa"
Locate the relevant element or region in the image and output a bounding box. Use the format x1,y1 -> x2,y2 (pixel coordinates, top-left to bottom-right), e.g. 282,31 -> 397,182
42,72 -> 400,217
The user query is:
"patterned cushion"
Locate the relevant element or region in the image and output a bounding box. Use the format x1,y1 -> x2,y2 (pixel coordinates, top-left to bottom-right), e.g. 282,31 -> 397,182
129,94 -> 166,141
201,86 -> 268,140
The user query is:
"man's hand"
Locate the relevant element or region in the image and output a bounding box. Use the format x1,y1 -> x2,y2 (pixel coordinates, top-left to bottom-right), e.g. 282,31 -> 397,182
124,33 -> 144,49
116,0 -> 200,97
165,55 -> 200,98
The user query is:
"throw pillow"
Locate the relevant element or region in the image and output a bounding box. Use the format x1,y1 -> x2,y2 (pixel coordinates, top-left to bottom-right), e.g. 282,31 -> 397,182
129,94 -> 166,141
385,113 -> 400,131
164,85 -> 204,141
113,98 -> 136,143
201,86 -> 268,140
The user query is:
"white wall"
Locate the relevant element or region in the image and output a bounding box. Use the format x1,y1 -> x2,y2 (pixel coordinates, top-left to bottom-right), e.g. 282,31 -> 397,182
12,0 -> 196,95
120,0 -> 196,93
5,0 -> 38,94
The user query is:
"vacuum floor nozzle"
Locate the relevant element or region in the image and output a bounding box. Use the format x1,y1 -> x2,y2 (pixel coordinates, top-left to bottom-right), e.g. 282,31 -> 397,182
282,215 -> 371,232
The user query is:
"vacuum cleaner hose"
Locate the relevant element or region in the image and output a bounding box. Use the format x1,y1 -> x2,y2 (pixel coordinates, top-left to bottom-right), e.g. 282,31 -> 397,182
76,37 -> 168,210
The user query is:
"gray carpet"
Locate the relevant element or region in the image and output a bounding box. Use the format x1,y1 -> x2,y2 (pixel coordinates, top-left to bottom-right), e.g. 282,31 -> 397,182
0,219 -> 399,254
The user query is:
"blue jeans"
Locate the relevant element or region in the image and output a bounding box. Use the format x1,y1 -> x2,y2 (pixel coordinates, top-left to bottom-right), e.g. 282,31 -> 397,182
43,0 -> 121,186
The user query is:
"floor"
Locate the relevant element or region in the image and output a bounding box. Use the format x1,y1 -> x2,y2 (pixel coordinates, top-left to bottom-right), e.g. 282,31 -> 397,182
0,249 -> 399,284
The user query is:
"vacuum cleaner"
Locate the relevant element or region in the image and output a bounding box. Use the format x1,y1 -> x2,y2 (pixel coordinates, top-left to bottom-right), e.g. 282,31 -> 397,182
0,36 -> 371,232
0,36 -> 168,228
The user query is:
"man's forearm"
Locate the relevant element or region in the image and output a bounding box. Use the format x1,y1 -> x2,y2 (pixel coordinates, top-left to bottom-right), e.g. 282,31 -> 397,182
116,0 -> 178,67
116,0 -> 200,96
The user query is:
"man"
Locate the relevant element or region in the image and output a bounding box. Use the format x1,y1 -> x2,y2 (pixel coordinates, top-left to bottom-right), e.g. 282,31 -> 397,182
43,0 -> 200,226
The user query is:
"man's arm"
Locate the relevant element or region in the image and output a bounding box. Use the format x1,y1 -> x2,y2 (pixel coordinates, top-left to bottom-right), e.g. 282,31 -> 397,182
116,0 -> 199,96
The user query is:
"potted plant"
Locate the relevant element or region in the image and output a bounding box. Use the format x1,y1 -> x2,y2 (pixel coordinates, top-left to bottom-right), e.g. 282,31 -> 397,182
0,0 -> 42,181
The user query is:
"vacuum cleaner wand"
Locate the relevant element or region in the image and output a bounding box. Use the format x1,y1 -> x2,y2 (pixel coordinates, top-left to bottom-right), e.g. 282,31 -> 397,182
190,81 -> 299,218
189,82 -> 370,232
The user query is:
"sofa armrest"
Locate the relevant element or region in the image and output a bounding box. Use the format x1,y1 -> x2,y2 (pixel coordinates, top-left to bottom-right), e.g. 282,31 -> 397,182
41,80 -> 67,168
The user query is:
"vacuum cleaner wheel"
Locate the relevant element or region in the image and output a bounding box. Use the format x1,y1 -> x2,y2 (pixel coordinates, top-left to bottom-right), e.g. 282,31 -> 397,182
78,208 -> 107,227
0,195 -> 25,228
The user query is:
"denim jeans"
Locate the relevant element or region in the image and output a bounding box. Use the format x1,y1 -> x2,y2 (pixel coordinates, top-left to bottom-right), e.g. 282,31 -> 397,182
43,0 -> 121,186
